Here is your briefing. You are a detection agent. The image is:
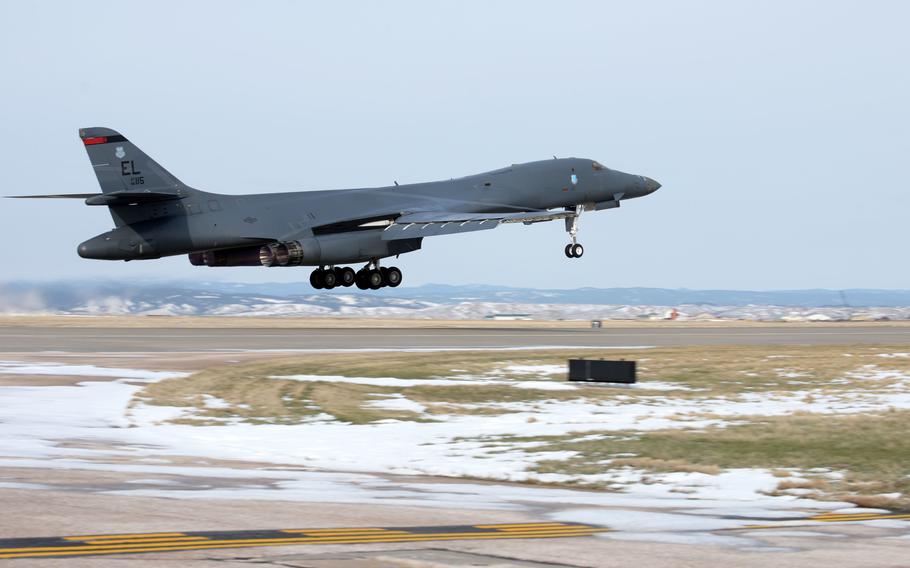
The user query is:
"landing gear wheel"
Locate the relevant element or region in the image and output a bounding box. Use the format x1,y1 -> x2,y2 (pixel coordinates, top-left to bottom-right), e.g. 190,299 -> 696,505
309,269 -> 324,289
355,270 -> 369,290
340,267 -> 356,287
368,269 -> 384,290
564,244 -> 574,258
322,270 -> 337,289
386,267 -> 402,287
571,243 -> 584,258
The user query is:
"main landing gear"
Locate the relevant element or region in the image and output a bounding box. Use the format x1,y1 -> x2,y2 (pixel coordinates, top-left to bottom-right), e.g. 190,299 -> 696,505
309,266 -> 355,289
309,260 -> 402,291
564,204 -> 584,258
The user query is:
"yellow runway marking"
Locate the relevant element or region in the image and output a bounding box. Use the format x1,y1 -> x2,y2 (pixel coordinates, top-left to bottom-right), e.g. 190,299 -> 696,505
725,512 -> 910,532
811,513 -> 910,522
0,523 -> 607,559
4,514 -> 908,560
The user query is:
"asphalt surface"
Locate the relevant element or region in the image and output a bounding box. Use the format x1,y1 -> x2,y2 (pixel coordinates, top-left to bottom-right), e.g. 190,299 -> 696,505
2,325 -> 909,352
0,522 -> 606,559
3,513 -> 910,560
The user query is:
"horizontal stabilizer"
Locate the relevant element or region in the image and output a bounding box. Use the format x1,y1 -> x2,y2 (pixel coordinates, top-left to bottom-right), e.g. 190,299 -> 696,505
7,191 -> 184,206
6,193 -> 100,199
84,191 -> 185,206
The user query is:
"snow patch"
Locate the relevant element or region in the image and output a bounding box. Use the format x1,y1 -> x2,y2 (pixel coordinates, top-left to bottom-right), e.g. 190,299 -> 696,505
366,394 -> 427,414
0,361 -> 187,381
511,381 -> 577,391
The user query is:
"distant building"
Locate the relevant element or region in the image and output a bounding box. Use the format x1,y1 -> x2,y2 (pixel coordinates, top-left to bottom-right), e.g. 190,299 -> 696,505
484,313 -> 532,321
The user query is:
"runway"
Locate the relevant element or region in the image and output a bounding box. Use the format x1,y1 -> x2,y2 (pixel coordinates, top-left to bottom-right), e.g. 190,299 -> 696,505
0,523 -> 606,559
3,512 -> 909,560
2,323 -> 909,352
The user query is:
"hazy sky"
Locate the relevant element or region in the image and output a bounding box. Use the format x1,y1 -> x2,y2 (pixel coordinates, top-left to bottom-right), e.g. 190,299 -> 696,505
1,1 -> 907,289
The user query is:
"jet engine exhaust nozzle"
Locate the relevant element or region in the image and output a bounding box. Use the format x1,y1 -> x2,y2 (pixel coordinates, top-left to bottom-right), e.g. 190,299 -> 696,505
259,241 -> 305,267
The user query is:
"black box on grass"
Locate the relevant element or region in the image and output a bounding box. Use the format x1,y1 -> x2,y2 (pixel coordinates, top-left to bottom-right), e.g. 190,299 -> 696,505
568,359 -> 636,384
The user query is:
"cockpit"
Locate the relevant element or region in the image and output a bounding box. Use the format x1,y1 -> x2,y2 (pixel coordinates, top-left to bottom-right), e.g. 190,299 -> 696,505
592,161 -> 607,171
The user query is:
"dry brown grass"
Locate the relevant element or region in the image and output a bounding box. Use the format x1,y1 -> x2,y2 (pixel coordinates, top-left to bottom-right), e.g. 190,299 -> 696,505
135,343 -> 910,422
839,494 -> 902,509
611,457 -> 722,475
516,410 -> 910,509
631,344 -> 910,397
776,478 -> 829,491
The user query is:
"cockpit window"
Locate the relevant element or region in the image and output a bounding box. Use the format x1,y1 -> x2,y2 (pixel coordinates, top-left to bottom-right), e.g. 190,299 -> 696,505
592,161 -> 606,171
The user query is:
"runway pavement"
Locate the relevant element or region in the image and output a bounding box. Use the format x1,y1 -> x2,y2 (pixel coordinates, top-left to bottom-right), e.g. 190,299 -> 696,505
3,513 -> 910,560
2,324 -> 909,352
0,523 -> 606,559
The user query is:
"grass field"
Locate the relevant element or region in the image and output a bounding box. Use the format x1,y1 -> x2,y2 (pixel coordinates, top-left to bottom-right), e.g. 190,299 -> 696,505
133,344 -> 910,508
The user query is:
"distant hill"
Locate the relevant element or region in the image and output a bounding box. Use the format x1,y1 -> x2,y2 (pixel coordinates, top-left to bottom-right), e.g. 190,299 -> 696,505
203,282 -> 910,308
0,280 -> 908,321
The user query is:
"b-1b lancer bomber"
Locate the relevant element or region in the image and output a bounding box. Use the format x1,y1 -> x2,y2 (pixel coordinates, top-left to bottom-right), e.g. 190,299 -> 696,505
13,128 -> 661,290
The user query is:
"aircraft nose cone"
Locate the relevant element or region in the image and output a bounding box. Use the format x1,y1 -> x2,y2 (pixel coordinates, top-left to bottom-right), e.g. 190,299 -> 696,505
644,177 -> 661,194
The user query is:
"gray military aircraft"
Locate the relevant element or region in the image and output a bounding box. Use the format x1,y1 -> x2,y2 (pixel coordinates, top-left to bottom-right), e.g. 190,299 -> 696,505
12,127 -> 661,290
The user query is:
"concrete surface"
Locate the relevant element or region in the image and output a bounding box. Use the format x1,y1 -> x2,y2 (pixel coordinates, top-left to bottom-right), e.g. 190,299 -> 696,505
2,324 -> 910,352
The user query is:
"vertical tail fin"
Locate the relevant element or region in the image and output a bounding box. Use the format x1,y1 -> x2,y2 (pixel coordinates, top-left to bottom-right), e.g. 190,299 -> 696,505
79,127 -> 187,194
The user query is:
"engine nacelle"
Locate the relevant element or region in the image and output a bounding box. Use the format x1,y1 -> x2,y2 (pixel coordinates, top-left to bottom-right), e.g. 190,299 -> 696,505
187,245 -> 265,267
189,232 -> 421,267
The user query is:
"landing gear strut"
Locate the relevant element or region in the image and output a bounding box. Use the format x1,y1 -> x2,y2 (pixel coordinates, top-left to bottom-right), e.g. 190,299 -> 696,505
564,204 -> 584,258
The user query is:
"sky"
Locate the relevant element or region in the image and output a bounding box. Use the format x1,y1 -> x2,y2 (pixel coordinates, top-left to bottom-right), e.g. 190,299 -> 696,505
0,1 -> 907,290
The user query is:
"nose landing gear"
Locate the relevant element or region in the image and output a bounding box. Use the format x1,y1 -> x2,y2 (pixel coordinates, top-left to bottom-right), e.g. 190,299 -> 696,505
564,243 -> 584,258
564,204 -> 584,258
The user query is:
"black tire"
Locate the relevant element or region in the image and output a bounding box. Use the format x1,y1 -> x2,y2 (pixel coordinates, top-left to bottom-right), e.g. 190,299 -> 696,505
355,271 -> 369,290
323,270 -> 337,289
564,244 -> 574,258
340,267 -> 356,287
386,266 -> 402,287
368,269 -> 384,290
571,243 -> 584,258
309,269 -> 324,289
